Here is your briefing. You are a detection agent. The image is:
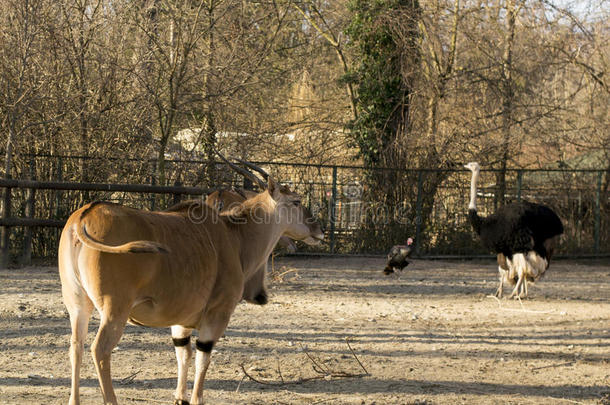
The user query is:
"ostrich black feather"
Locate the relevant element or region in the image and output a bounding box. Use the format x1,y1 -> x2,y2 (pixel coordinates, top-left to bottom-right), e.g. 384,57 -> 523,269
469,201 -> 563,261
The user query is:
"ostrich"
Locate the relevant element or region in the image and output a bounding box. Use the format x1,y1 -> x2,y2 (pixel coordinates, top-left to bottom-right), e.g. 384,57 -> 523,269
383,237 -> 414,275
464,162 -> 563,298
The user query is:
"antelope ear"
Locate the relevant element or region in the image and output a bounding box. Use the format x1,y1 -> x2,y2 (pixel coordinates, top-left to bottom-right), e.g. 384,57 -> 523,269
267,177 -> 278,197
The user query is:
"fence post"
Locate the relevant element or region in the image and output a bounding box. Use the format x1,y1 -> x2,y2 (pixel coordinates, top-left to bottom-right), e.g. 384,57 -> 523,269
54,157 -> 63,220
414,170 -> 424,255
21,188 -> 35,265
516,170 -> 523,202
1,186 -> 12,268
173,180 -> 182,206
329,166 -> 337,254
594,170 -> 602,254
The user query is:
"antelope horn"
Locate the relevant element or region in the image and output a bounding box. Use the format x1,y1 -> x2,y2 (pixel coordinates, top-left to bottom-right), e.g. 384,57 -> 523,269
213,148 -> 266,189
236,158 -> 270,180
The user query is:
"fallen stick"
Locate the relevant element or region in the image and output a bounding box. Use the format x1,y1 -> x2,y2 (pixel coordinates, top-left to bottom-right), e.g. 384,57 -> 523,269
119,370 -> 141,385
239,339 -> 369,387
276,356 -> 285,384
239,364 -> 280,385
239,363 -> 368,386
235,375 -> 246,393
531,361 -> 574,371
125,397 -> 167,404
300,343 -> 330,374
345,337 -> 370,375
240,363 -> 323,386
546,398 -> 587,405
311,399 -> 337,404
272,268 -> 299,282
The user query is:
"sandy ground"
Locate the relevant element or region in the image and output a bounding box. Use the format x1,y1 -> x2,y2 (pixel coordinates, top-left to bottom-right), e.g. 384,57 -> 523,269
0,256 -> 609,405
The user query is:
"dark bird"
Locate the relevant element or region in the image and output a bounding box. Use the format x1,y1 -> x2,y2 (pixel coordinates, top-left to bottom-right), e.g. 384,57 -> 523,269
464,162 -> 563,298
383,238 -> 414,275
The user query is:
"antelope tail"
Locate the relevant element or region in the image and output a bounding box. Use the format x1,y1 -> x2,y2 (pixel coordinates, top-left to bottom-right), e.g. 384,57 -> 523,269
75,222 -> 170,254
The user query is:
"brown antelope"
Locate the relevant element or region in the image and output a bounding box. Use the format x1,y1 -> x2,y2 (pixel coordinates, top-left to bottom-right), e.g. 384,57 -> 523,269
203,186 -> 322,305
58,156 -> 324,405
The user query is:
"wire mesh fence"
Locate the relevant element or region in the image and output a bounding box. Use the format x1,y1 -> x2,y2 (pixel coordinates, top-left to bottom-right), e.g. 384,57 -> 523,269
1,154 -> 608,265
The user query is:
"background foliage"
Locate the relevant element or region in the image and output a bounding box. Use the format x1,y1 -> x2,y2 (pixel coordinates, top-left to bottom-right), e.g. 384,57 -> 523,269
0,0 -> 608,261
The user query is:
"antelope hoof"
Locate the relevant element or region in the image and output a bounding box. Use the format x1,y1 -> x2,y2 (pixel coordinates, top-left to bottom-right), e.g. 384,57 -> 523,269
174,400 -> 190,405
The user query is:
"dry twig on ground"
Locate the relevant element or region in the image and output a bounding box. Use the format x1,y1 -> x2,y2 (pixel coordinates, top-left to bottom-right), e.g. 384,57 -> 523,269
531,361 -> 574,371
239,338 -> 369,387
119,370 -> 141,385
270,266 -> 300,283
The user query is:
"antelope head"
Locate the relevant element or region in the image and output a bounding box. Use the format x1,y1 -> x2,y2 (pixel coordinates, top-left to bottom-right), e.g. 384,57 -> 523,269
215,151 -> 324,245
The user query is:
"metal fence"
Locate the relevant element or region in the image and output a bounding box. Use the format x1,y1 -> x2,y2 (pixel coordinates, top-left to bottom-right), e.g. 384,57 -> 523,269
1,154 -> 608,266
259,163 -> 608,258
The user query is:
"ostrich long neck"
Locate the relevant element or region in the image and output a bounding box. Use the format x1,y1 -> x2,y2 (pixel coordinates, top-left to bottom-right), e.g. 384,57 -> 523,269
468,169 -> 480,210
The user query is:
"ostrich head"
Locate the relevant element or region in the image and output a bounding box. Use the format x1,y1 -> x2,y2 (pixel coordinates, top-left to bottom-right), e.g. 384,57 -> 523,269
464,162 -> 480,173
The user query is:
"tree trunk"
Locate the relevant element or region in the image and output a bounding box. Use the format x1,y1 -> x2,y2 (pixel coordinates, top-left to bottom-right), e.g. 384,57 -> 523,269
496,0 -> 517,208
4,126 -> 15,180
202,1 -> 217,187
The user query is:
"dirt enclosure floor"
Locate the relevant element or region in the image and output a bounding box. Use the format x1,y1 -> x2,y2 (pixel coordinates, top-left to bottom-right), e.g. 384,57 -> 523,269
0,256 -> 609,405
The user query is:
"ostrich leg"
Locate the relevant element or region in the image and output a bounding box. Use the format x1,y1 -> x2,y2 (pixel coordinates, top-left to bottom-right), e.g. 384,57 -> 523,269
495,267 -> 506,298
521,277 -> 528,298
